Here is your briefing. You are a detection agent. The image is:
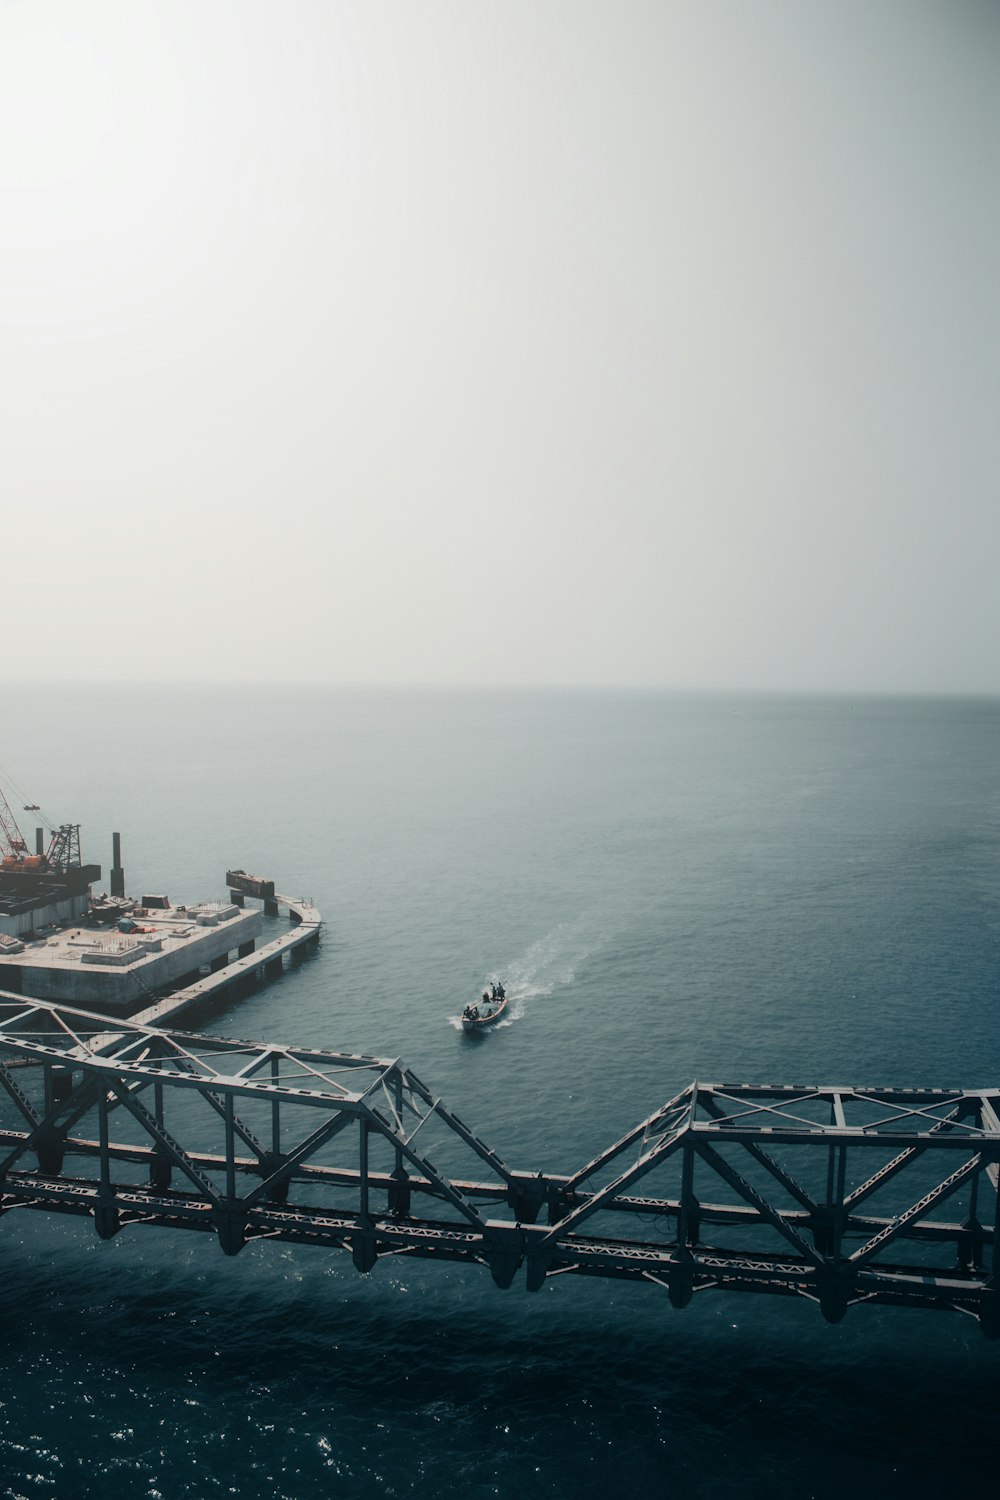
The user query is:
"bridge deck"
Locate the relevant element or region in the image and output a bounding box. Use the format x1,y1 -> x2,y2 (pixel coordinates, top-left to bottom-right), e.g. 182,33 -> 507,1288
0,993 -> 997,1335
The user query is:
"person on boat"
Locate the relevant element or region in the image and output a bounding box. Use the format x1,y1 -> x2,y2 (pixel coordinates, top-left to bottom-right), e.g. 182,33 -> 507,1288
496,981 -> 505,1000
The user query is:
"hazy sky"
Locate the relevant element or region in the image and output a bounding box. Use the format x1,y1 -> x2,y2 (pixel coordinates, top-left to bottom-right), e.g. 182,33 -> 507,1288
2,0 -> 997,691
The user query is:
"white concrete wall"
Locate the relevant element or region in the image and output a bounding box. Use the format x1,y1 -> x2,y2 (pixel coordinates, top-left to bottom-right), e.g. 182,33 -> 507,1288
18,908 -> 264,1011
0,894 -> 89,938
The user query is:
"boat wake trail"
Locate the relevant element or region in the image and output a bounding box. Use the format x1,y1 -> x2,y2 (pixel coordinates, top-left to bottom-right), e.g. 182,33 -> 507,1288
501,916 -> 609,1019
447,916 -> 612,1029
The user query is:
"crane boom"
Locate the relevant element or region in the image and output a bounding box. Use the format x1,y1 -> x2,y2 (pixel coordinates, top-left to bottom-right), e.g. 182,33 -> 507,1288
0,765 -> 85,872
0,788 -> 28,860
46,824 -> 82,871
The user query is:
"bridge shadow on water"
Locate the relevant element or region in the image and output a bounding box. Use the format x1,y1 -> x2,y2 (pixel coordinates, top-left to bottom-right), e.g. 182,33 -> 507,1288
0,995 -> 996,1496
0,1223 -> 993,1500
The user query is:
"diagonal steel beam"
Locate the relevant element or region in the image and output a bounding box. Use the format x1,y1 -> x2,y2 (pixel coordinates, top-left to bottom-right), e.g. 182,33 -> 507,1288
0,1059 -> 137,1176
538,1119 -> 691,1249
106,1080 -> 222,1206
361,1103 -> 491,1232
170,1066 -> 271,1165
390,1067 -> 513,1181
849,1154 -> 985,1268
561,1087 -> 694,1195
977,1097 -> 1000,1194
239,1109 -> 359,1206
844,1106 -> 968,1210
701,1092 -> 819,1214
0,1060 -> 43,1131
692,1140 -> 822,1266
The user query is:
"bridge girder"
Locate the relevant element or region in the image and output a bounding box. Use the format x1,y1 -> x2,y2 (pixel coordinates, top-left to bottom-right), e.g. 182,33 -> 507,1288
0,995 -> 998,1334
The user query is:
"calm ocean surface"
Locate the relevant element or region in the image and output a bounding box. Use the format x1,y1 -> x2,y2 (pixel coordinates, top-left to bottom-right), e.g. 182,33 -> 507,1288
0,686 -> 998,1498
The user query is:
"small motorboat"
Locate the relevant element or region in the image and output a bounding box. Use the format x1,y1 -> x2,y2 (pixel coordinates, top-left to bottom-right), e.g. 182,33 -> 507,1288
461,980 -> 508,1032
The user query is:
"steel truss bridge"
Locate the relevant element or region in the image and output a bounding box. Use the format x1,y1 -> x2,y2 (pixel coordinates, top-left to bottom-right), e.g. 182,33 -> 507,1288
1,994 -> 999,1335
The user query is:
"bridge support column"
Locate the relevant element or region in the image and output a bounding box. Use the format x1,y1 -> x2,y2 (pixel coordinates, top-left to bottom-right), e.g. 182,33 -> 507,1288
811,1217 -> 835,1257
958,1172 -> 984,1270
506,1171 -> 547,1225
34,1127 -> 64,1177
522,1225 -> 556,1290
94,1189 -> 120,1241
149,1153 -> 172,1191
816,1140 -> 848,1259
388,1169 -> 410,1218
958,1219 -> 985,1271
484,1222 -> 524,1289
351,1232 -> 378,1274
978,1289 -> 1000,1339
675,1145 -> 701,1252
351,1117 -> 378,1272
238,940 -> 255,959
818,1270 -> 853,1325
525,1254 -> 551,1292
94,1088 -> 119,1237
213,1206 -> 248,1256
668,1257 -> 695,1309
258,1153 -> 289,1204
546,1188 -> 577,1226
980,1160 -> 1000,1336
51,1067 -> 75,1103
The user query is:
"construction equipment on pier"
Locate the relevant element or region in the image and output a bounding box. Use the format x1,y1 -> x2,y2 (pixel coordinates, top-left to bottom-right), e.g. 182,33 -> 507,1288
0,765 -> 87,874
0,768 -> 101,940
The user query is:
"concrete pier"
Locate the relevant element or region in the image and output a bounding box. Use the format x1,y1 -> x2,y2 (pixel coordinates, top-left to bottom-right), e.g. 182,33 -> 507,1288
0,901 -> 265,1010
130,893 -> 320,1030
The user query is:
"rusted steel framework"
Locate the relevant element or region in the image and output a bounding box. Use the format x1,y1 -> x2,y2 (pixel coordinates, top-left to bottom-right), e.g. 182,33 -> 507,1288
0,993 -> 998,1335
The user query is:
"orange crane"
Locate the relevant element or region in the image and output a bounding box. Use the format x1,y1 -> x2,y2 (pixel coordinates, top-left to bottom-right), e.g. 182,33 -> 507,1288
0,784 -> 29,862
0,776 -> 82,872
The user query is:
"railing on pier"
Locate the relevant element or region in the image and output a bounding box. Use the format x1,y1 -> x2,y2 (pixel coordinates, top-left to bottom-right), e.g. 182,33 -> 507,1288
0,993 -> 998,1336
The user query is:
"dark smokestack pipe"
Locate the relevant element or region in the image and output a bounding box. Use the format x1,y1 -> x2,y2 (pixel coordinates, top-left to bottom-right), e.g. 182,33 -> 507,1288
110,832 -> 125,898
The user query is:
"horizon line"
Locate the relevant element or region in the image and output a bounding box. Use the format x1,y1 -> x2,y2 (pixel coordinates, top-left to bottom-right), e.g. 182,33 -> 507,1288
0,679 -> 997,700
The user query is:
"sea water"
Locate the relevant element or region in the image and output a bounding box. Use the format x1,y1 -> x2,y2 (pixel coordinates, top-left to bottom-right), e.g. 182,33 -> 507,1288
0,686 -> 997,1497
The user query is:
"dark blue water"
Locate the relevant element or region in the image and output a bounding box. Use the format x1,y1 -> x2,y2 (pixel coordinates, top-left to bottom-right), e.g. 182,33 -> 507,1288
1,687 -> 998,1497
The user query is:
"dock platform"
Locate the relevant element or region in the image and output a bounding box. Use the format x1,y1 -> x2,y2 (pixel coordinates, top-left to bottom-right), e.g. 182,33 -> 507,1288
131,893 -> 320,1029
